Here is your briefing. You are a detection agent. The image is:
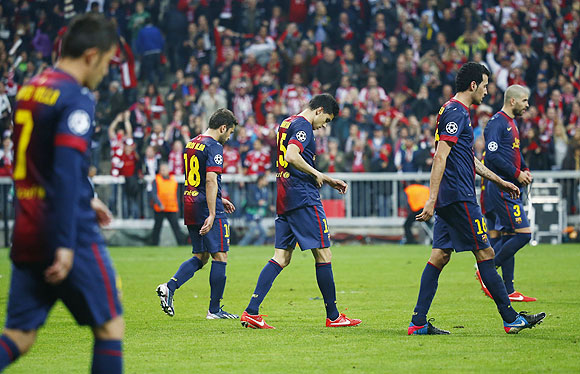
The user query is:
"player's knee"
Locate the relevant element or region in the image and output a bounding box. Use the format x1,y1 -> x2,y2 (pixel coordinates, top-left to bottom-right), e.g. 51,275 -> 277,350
312,248 -> 332,263
212,252 -> 228,262
3,329 -> 36,355
93,316 -> 125,340
195,253 -> 210,266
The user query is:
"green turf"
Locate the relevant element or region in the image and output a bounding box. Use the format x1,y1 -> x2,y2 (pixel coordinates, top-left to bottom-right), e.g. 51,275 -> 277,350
1,243 -> 579,373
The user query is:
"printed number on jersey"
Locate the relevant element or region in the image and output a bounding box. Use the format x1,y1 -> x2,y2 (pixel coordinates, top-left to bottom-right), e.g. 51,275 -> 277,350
184,154 -> 201,187
13,109 -> 34,180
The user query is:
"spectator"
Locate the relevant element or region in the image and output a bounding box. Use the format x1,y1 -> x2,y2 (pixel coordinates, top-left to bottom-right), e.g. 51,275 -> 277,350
244,139 -> 270,176
136,17 -> 165,84
239,174 -> 272,246
150,163 -> 184,246
315,46 -> 342,94
318,137 -> 346,173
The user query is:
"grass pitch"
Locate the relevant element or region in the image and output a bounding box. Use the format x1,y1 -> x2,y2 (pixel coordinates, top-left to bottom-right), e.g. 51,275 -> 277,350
1,243 -> 580,373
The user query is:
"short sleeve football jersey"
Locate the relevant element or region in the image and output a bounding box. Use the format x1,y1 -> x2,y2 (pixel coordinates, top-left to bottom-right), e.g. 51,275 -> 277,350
276,115 -> 320,214
183,134 -> 226,225
434,99 -> 477,208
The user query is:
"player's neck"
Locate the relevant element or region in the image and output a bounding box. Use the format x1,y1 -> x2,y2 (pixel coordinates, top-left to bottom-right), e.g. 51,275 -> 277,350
501,106 -> 515,118
453,92 -> 473,108
204,128 -> 221,142
55,59 -> 87,87
297,108 -> 315,124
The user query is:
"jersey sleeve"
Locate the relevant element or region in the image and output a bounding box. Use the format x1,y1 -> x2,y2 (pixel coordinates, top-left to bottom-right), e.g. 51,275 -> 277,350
288,120 -> 313,153
54,89 -> 95,153
437,109 -> 465,144
485,117 -> 519,178
206,142 -> 224,173
51,89 -> 95,249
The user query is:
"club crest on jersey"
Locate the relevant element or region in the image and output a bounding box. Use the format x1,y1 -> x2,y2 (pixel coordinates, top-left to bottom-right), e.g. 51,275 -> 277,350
68,110 -> 91,135
488,141 -> 498,152
214,154 -> 223,165
296,130 -> 307,142
515,217 -> 522,224
445,122 -> 458,134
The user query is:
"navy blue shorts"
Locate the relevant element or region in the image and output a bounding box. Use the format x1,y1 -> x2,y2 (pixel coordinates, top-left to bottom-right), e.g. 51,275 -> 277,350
275,202 -> 331,251
188,217 -> 230,253
483,184 -> 529,232
5,243 -> 122,331
433,201 -> 491,252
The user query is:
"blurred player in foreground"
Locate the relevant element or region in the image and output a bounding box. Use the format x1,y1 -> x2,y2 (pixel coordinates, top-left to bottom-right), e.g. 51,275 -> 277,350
479,84 -> 536,302
410,63 -> 545,335
1,14 -> 124,373
240,94 -> 361,329
156,108 -> 239,319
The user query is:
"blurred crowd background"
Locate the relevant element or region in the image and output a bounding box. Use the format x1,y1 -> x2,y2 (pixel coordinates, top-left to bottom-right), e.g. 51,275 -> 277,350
0,0 -> 579,220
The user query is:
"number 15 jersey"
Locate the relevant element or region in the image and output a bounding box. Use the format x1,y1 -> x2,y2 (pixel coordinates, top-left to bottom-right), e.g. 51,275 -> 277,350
183,134 -> 226,225
276,115 -> 320,215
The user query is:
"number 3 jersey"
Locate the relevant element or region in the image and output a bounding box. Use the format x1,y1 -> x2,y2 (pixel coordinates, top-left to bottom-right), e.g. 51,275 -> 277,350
276,115 -> 320,215
11,68 -> 100,264
183,134 -> 226,225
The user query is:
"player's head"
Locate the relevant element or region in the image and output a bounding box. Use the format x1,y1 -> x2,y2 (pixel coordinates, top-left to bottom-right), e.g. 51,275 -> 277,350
61,13 -> 118,89
455,62 -> 490,105
208,108 -> 238,144
308,93 -> 339,130
504,84 -> 530,116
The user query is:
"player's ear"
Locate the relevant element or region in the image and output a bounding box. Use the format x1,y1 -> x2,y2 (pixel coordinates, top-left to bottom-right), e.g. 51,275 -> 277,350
84,47 -> 100,66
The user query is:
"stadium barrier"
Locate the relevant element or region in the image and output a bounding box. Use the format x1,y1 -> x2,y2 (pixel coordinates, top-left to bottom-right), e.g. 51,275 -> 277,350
1,171 -> 580,246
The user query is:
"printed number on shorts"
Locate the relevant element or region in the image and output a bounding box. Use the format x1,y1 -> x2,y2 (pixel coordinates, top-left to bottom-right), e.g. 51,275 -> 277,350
513,205 -> 521,217
475,218 -> 487,235
224,223 -> 230,238
322,218 -> 329,233
184,154 -> 201,187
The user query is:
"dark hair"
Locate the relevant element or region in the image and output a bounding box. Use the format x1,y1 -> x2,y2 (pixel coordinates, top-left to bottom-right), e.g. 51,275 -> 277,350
455,62 -> 490,92
208,108 -> 238,130
308,93 -> 339,117
61,13 -> 118,59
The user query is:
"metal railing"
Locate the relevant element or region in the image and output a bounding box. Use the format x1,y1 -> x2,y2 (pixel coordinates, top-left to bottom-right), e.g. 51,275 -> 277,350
2,171 -> 580,246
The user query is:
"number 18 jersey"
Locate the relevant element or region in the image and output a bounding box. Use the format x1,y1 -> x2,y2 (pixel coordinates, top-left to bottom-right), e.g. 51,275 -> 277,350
276,115 -> 320,215
183,134 -> 226,225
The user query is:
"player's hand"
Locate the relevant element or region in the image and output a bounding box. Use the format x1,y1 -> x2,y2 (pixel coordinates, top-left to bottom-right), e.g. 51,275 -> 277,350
416,199 -> 435,222
327,178 -> 348,194
517,170 -> 532,186
91,197 -> 113,227
314,171 -> 324,188
200,215 -> 215,236
223,198 -> 236,214
500,180 -> 520,199
44,248 -> 74,285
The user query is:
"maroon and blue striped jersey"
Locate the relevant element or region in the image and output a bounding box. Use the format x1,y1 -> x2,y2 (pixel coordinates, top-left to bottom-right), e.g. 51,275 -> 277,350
276,115 -> 320,215
434,99 -> 477,208
483,111 -> 528,186
183,134 -> 226,225
11,68 -> 100,264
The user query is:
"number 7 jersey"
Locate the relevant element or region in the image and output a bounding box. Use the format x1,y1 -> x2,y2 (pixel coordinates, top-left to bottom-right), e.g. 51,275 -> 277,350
183,134 -> 226,225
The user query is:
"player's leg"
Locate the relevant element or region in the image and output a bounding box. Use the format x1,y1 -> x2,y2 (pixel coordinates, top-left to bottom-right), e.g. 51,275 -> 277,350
206,246 -> 238,319
408,248 -> 452,335
0,329 -> 36,370
475,212 -> 501,299
157,225 -> 208,316
1,264 -> 57,369
91,316 -> 124,374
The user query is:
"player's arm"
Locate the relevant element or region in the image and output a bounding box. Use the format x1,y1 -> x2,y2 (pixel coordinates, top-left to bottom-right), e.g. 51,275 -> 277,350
200,171 -> 218,235
285,144 -> 347,193
474,156 -> 520,199
416,140 -> 452,222
485,125 -> 531,185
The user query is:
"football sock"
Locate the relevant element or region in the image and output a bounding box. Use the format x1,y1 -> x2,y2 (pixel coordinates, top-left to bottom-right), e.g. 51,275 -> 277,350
245,259 -> 283,315
411,262 -> 441,326
315,262 -> 339,320
91,339 -> 122,374
477,259 -> 518,323
168,256 -> 203,292
494,233 -> 531,268
502,256 -> 516,294
209,261 -> 227,313
0,334 -> 20,370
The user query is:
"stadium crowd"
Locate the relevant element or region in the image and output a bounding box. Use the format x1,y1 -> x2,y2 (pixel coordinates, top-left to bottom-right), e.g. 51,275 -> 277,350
1,0 -> 580,217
